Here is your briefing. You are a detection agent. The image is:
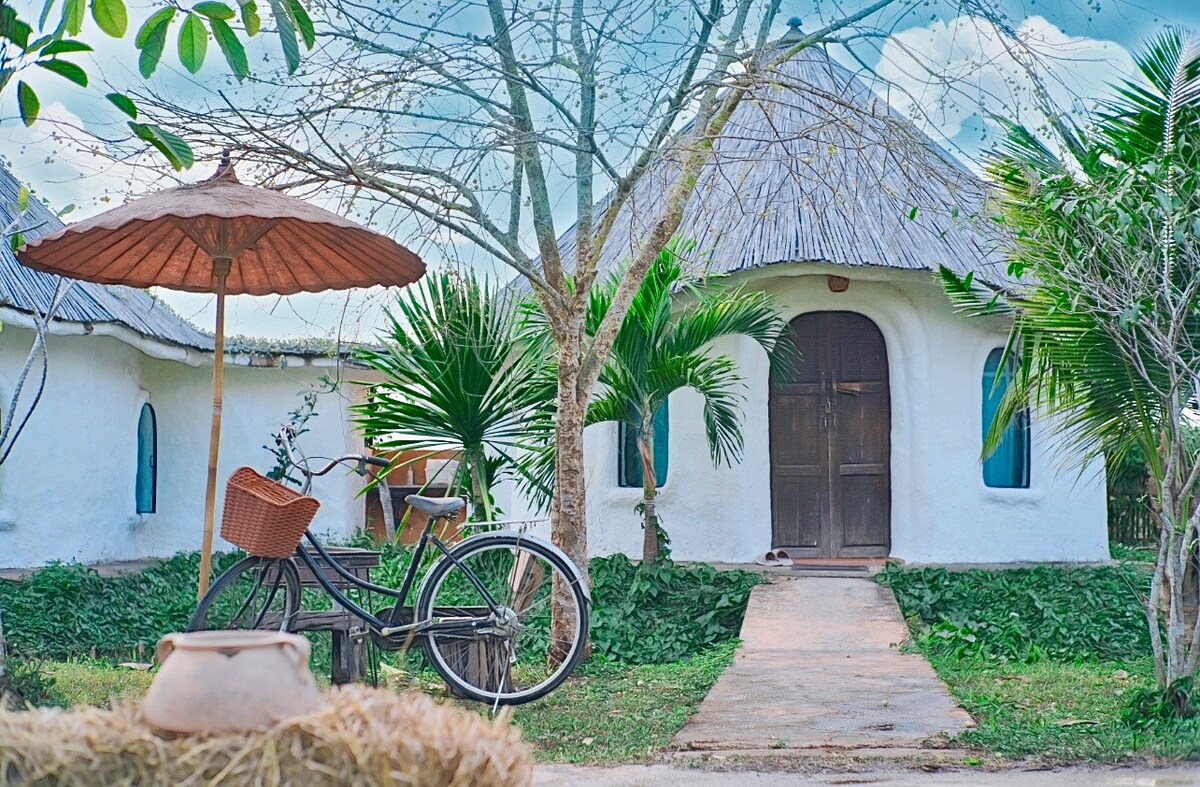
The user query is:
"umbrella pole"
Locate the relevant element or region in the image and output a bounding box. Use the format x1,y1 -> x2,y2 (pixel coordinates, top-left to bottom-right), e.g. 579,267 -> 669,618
198,259 -> 231,600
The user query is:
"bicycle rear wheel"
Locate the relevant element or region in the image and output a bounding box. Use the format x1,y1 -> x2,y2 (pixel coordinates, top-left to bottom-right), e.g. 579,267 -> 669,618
416,533 -> 589,705
188,556 -> 301,632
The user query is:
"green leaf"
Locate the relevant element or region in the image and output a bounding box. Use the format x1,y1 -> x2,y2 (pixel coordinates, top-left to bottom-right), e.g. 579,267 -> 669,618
0,8 -> 33,50
39,39 -> 92,55
106,92 -> 137,119
9,233 -> 24,253
138,18 -> 170,77
288,0 -> 314,48
177,13 -> 207,73
194,1 -> 235,19
36,58 -> 88,87
129,122 -> 195,171
90,0 -> 126,37
60,0 -> 85,35
38,0 -> 58,30
239,0 -> 260,36
135,7 -> 174,48
17,185 -> 30,212
266,0 -> 299,72
17,82 -> 39,127
209,18 -> 248,80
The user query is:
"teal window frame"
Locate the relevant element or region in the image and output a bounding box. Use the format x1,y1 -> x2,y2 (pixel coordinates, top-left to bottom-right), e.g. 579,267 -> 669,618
982,349 -> 1030,489
136,403 -> 157,513
618,401 -> 669,488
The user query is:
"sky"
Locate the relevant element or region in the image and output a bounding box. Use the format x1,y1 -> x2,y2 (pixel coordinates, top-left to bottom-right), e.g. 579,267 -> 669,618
3,0 -> 1200,341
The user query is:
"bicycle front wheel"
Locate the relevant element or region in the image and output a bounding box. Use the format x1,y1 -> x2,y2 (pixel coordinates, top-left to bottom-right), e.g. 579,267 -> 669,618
416,533 -> 589,705
187,556 -> 301,632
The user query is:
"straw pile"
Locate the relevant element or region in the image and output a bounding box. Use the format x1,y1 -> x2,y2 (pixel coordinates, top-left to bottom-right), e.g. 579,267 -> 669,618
0,686 -> 532,786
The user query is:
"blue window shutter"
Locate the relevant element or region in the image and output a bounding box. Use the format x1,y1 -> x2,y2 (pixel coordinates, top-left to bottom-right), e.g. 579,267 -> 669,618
136,403 -> 157,513
618,401 -> 669,488
982,349 -> 1030,488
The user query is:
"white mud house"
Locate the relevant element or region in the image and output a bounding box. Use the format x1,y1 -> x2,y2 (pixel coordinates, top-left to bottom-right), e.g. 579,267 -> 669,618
507,31 -> 1109,565
0,166 -> 365,569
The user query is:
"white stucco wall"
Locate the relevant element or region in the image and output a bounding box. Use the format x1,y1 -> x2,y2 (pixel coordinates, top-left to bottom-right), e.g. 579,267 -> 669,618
504,264 -> 1110,565
0,327 -> 365,568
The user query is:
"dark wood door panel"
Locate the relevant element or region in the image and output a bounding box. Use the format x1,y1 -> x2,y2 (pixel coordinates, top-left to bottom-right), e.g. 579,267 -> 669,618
770,311 -> 890,557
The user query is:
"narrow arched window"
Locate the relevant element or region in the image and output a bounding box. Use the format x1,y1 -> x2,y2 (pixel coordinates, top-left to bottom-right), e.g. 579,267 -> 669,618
136,403 -> 157,513
982,349 -> 1030,488
618,402 -> 669,488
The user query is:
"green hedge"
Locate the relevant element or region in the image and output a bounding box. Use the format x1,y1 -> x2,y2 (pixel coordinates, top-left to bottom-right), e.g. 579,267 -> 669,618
1,546 -> 756,666
877,563 -> 1151,663
590,555 -> 759,664
0,552 -> 243,662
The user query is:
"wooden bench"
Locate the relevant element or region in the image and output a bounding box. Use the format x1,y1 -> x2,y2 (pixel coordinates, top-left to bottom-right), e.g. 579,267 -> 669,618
293,546 -> 381,684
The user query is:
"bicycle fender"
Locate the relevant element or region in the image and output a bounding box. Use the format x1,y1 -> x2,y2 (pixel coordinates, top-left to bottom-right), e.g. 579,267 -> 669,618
423,530 -> 592,603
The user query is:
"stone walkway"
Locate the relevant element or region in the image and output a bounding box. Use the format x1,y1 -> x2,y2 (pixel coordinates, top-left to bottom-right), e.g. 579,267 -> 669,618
672,576 -> 973,753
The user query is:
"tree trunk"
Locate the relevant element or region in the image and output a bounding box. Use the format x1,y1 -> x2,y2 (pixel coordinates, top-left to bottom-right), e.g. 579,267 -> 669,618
468,446 -> 492,522
550,329 -> 590,661
0,600 -> 6,681
1147,433 -> 1200,698
639,416 -> 660,563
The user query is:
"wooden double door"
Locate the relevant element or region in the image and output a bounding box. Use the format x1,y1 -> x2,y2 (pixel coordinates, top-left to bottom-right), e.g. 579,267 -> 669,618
769,312 -> 891,557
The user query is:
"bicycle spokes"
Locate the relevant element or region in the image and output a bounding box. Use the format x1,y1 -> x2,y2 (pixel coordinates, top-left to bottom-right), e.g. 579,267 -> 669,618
422,541 -> 585,701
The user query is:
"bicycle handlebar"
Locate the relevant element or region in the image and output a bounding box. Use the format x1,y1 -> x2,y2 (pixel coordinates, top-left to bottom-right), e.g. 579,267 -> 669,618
275,423 -> 399,540
275,424 -> 390,488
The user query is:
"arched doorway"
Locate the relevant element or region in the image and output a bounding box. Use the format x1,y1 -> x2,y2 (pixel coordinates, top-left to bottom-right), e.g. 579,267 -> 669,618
769,311 -> 890,557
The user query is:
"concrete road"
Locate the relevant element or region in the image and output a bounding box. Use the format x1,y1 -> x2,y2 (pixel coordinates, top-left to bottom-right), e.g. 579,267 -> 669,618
535,763 -> 1200,785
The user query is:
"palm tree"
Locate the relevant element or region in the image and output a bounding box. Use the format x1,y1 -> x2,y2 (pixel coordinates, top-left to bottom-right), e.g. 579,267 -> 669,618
354,270 -> 552,522
941,30 -> 1200,696
580,241 -> 792,562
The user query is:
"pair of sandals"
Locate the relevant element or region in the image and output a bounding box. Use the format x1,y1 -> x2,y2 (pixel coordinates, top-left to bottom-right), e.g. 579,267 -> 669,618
754,548 -> 794,567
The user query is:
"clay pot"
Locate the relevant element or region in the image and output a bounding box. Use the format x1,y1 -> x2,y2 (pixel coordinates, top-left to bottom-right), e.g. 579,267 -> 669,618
141,631 -> 321,734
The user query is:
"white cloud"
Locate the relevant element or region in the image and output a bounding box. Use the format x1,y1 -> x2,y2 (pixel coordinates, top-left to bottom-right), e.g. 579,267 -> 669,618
875,15 -> 1136,143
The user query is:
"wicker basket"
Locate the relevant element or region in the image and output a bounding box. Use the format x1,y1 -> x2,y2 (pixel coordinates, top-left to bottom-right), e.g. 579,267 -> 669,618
220,467 -> 320,558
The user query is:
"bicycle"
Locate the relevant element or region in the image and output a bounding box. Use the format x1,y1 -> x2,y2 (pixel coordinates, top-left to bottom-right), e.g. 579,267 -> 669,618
188,424 -> 591,706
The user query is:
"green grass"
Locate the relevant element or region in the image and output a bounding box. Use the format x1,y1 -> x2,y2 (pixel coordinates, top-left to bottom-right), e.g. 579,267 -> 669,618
40,661 -> 154,708
883,553 -> 1200,764
507,642 -> 735,763
29,644 -> 735,765
930,655 -> 1180,762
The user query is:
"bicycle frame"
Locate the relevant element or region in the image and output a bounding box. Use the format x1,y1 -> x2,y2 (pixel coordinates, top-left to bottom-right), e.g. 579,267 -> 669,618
292,521 -> 487,636
270,424 -> 508,640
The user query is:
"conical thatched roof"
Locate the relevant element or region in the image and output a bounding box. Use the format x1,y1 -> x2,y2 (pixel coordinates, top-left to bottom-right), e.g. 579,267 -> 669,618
0,165 -> 213,350
554,29 -> 1011,286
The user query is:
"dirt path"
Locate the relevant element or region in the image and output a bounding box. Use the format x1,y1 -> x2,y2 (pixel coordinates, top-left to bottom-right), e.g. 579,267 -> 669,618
671,576 -> 972,753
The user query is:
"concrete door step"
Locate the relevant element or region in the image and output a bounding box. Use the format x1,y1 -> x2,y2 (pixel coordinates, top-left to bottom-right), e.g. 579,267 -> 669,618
790,568 -> 874,578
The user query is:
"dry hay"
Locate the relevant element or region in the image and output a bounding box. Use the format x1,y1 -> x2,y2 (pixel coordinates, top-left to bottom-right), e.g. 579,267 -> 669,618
0,685 -> 532,786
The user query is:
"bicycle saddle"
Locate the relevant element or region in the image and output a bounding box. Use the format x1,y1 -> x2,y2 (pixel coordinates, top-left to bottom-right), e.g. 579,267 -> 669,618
404,494 -> 466,519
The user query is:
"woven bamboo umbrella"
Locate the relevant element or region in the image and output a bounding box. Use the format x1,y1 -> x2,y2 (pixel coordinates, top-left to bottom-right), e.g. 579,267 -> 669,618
17,161 -> 425,597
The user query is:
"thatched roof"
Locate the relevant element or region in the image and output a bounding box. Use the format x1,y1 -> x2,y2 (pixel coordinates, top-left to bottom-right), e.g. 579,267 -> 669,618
1,165 -> 345,359
0,165 -> 214,350
552,28 -> 1012,286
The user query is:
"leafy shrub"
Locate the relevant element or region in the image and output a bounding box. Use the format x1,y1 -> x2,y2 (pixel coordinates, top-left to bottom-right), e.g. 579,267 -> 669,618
878,563 -> 1150,664
1123,677 -> 1199,727
0,552 -> 242,662
589,555 -> 759,664
1,543 -> 756,667
0,659 -> 56,707
353,537 -> 759,664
